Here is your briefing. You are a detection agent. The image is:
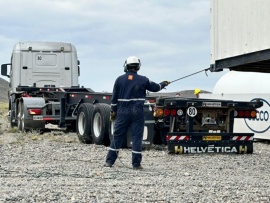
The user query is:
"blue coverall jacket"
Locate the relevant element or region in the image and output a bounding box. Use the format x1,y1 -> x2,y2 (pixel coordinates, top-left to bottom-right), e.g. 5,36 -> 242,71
106,70 -> 167,167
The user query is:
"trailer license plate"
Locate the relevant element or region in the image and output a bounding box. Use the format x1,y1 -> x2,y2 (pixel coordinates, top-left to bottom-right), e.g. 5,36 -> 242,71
202,102 -> 221,107
33,116 -> 43,120
203,136 -> 221,141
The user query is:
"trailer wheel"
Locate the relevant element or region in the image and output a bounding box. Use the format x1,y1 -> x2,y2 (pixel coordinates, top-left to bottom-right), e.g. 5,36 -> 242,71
17,101 -> 23,131
91,103 -> 110,146
76,103 -> 94,144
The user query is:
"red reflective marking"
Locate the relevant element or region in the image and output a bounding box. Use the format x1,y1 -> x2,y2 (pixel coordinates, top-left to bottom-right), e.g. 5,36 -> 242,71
21,93 -> 31,97
232,135 -> 253,141
166,135 -> 189,141
183,136 -> 189,140
43,118 -> 53,121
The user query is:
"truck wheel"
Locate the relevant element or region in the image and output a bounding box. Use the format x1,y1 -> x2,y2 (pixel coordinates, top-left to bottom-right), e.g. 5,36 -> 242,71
76,103 -> 94,144
21,103 -> 27,132
17,101 -> 23,131
91,103 -> 110,146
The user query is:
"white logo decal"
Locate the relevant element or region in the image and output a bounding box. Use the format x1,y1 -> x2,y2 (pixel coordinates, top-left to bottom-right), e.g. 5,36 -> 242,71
245,98 -> 270,133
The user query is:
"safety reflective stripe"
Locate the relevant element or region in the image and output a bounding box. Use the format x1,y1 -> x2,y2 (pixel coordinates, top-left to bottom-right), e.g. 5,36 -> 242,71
132,150 -> 142,154
109,147 -> 120,151
111,103 -> 117,106
145,120 -> 155,124
118,98 -> 145,102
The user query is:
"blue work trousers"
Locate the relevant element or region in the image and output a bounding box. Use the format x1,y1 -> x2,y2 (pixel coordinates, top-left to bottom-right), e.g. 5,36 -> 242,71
106,107 -> 144,167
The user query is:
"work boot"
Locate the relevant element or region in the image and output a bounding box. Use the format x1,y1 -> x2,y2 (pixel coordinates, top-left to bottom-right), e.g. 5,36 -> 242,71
133,165 -> 143,170
104,163 -> 113,167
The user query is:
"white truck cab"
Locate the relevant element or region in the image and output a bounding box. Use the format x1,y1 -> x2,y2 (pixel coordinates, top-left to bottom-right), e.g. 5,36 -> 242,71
1,41 -> 80,94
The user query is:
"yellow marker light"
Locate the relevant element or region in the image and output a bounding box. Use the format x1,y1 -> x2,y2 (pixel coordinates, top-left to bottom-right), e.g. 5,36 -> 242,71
156,109 -> 164,116
250,111 -> 257,118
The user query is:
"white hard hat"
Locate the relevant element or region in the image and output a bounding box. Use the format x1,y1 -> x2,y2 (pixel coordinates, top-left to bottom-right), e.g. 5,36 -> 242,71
126,56 -> 140,65
123,56 -> 141,72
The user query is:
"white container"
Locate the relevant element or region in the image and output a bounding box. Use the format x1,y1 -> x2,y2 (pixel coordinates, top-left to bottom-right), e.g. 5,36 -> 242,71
210,0 -> 270,64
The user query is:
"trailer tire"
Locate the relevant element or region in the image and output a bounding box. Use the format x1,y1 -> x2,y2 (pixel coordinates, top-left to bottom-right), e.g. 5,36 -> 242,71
91,103 -> 110,146
76,103 -> 94,144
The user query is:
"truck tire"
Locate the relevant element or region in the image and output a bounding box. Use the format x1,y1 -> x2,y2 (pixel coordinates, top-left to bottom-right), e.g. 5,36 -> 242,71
91,103 -> 110,146
17,101 -> 29,132
76,103 -> 94,144
17,101 -> 23,131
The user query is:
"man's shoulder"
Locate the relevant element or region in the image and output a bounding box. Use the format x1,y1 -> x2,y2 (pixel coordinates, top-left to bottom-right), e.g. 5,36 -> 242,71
116,73 -> 127,79
117,72 -> 148,82
136,74 -> 148,80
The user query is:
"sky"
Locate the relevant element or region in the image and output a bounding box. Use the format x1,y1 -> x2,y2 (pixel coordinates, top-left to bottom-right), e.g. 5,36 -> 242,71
0,0 -> 228,93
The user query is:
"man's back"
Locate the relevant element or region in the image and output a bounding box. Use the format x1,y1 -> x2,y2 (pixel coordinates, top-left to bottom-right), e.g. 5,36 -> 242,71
111,70 -> 163,110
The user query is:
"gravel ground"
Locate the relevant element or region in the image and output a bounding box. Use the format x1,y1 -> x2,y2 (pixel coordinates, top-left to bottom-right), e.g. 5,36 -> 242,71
0,117 -> 270,202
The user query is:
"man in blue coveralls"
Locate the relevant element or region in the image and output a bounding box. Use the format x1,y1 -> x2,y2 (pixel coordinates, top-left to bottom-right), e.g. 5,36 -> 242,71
105,56 -> 170,170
